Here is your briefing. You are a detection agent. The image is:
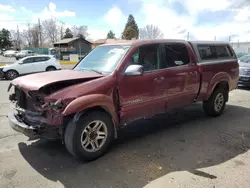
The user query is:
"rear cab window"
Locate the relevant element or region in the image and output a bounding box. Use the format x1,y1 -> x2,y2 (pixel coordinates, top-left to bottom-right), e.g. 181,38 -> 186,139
196,43 -> 235,63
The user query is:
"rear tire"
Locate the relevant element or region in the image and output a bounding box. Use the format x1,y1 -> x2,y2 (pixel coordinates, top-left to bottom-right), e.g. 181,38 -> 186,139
46,66 -> 56,71
64,111 -> 114,162
203,87 -> 227,117
5,70 -> 19,80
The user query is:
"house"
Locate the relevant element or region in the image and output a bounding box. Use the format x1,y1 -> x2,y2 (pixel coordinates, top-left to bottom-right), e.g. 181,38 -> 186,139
53,37 -> 92,55
230,41 -> 250,54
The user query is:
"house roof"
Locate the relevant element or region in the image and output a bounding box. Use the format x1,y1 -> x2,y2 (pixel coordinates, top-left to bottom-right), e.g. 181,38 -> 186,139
92,38 -> 132,44
92,39 -> 107,44
53,37 -> 91,45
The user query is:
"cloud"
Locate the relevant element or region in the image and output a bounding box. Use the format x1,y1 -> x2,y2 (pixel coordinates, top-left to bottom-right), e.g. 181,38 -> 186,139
31,2 -> 75,21
89,6 -> 126,40
104,6 -> 125,26
234,7 -> 250,21
0,14 -> 27,31
138,0 -> 250,41
0,4 -> 15,12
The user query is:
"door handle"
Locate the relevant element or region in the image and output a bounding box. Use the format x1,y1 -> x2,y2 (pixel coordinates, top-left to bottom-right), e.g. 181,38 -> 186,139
154,77 -> 164,82
189,71 -> 197,75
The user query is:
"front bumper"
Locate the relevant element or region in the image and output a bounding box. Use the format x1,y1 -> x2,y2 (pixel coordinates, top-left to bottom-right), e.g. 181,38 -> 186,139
238,76 -> 250,87
0,69 -> 4,78
7,112 -> 38,139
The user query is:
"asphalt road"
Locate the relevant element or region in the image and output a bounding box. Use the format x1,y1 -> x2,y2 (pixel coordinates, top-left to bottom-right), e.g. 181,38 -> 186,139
0,79 -> 250,187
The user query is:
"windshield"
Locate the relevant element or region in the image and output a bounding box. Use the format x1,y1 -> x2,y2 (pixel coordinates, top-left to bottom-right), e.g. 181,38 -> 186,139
73,45 -> 131,74
241,56 -> 250,63
239,55 -> 250,61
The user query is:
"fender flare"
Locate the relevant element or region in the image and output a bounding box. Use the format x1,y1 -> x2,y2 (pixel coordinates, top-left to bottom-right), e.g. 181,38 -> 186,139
206,72 -> 230,100
62,94 -> 119,126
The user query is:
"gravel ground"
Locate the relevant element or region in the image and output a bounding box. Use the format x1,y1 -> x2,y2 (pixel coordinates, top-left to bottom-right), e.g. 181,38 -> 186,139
0,80 -> 249,188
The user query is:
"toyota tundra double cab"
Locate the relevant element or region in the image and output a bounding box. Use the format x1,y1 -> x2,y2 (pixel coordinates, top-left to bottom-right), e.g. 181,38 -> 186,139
7,39 -> 239,161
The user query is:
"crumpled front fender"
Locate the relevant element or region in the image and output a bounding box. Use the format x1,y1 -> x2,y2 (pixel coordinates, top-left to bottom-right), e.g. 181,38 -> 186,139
62,94 -> 119,126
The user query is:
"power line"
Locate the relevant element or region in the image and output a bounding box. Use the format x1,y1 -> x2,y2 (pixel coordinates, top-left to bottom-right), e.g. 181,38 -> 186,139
0,20 -> 30,22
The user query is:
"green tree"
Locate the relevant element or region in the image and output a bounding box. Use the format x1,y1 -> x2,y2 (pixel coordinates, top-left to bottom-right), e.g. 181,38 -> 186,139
122,14 -> 139,40
0,28 -> 12,49
63,28 -> 73,38
107,30 -> 115,39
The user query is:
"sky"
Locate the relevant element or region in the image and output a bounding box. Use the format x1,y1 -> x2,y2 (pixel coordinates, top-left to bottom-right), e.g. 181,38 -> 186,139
0,0 -> 250,42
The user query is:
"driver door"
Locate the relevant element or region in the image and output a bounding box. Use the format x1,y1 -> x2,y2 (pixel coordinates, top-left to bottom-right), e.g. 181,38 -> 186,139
18,57 -> 36,75
117,44 -> 167,124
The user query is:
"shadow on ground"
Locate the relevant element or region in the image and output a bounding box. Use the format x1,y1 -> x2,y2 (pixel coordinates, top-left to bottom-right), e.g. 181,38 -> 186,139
18,103 -> 250,188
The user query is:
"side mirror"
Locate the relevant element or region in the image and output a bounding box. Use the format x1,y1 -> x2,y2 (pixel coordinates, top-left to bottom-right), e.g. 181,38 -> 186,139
124,64 -> 144,76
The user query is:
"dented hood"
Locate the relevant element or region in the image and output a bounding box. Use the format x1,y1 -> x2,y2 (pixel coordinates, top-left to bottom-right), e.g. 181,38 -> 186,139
11,69 -> 104,91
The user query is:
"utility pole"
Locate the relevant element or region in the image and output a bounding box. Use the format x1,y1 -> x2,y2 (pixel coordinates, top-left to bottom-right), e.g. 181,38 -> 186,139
187,32 -> 189,40
229,36 -> 231,43
214,36 -> 216,41
17,25 -> 20,50
38,18 -> 42,48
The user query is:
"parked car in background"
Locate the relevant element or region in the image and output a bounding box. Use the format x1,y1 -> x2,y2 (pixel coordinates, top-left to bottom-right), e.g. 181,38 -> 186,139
3,50 -> 18,57
15,50 -> 34,60
0,55 -> 61,80
238,55 -> 250,87
7,39 -> 239,161
237,54 -> 250,62
236,52 -> 247,58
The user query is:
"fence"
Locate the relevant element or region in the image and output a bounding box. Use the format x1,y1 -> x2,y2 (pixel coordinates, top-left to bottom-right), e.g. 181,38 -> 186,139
24,48 -> 49,55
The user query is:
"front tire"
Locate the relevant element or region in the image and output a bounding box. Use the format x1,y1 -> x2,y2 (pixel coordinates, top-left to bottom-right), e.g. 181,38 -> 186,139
203,87 -> 227,117
5,70 -> 19,80
64,111 -> 114,162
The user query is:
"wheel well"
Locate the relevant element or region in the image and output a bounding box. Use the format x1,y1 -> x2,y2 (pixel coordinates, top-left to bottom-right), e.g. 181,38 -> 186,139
63,106 -> 117,138
5,69 -> 19,75
46,66 -> 56,70
213,81 -> 229,101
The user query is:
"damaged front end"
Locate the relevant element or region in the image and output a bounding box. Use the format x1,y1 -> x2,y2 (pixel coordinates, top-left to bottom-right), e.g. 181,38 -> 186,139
7,84 -> 70,140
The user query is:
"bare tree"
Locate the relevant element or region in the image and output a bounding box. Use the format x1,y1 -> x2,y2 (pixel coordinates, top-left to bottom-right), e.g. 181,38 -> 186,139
30,24 -> 39,47
71,25 -> 89,38
21,23 -> 39,48
59,21 -> 65,40
139,24 -> 164,39
22,23 -> 33,47
42,17 -> 59,43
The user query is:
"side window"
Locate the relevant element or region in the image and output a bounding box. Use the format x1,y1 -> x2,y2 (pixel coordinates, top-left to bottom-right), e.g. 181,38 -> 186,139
163,43 -> 190,68
34,57 -> 49,62
129,44 -> 159,72
226,45 -> 234,57
198,44 -> 233,61
215,46 -> 231,58
198,45 -> 217,60
34,57 -> 44,62
23,58 -> 34,64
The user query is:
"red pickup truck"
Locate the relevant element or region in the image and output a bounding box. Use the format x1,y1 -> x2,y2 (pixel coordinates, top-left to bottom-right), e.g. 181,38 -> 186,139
7,39 -> 239,161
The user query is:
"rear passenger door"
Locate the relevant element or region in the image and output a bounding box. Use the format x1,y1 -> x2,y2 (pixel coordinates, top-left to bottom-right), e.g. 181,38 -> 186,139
32,57 -> 50,72
160,43 -> 200,110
